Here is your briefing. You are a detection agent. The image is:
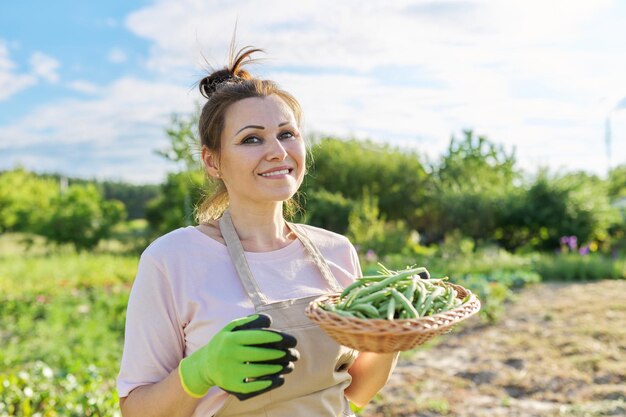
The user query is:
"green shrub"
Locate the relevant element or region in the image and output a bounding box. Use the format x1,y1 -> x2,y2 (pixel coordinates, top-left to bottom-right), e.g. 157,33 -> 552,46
532,253 -> 626,281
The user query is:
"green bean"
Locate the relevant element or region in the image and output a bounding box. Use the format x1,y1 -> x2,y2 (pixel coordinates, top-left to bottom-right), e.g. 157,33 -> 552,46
349,303 -> 380,318
391,289 -> 419,318
386,298 -> 396,320
354,267 -> 427,299
403,277 -> 417,303
332,309 -> 358,318
325,264 -> 471,321
350,288 -> 392,306
418,292 -> 435,317
340,280 -> 367,298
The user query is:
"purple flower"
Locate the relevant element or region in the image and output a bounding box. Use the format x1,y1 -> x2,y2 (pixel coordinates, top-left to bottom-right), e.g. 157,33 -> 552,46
579,245 -> 590,255
365,249 -> 377,261
560,235 -> 578,252
568,236 -> 578,251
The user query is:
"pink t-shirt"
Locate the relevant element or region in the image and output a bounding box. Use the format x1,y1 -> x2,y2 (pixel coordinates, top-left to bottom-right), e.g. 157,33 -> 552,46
117,224 -> 360,416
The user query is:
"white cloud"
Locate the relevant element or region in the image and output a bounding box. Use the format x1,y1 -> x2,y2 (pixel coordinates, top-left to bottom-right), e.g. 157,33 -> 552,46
29,52 -> 60,83
66,80 -> 101,94
0,40 -> 37,101
108,47 -> 127,64
4,0 -> 626,183
0,77 -> 198,183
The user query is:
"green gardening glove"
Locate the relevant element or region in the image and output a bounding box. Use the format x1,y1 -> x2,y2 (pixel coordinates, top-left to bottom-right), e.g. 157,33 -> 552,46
178,314 -> 299,400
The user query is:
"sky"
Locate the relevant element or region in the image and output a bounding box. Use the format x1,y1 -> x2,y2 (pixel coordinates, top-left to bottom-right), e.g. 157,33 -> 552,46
1,0 -> 626,185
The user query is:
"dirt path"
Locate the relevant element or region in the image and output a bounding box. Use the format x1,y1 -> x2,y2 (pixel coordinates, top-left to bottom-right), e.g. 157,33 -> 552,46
360,280 -> 626,417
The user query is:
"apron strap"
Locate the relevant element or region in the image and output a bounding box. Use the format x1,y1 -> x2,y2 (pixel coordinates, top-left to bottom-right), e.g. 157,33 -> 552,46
218,210 -> 344,308
219,210 -> 269,307
288,223 -> 343,293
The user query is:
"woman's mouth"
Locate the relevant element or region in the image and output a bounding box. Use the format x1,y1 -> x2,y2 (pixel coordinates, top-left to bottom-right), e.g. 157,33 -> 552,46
259,168 -> 291,177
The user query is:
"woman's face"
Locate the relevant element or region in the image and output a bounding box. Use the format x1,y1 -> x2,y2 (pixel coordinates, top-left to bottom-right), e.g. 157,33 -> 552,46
207,95 -> 306,208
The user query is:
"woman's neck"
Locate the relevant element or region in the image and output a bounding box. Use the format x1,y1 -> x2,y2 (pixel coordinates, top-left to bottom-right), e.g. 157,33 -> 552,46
227,203 -> 295,252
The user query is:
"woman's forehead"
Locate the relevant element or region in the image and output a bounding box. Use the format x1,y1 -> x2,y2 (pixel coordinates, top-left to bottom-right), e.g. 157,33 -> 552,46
224,96 -> 296,130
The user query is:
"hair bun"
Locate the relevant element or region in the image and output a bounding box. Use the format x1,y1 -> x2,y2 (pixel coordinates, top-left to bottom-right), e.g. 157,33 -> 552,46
198,46 -> 263,99
199,70 -> 240,99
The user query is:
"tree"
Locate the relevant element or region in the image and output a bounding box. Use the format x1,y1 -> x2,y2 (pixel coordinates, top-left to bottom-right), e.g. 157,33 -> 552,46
608,164 -> 626,200
154,111 -> 202,172
496,170 -> 619,250
302,137 -> 429,229
0,168 -> 58,233
36,184 -> 126,251
146,110 -> 209,235
145,170 -> 206,236
420,130 -> 520,243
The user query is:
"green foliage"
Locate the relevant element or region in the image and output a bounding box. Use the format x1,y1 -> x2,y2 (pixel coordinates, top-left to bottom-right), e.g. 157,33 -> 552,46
347,190 -> 411,256
0,169 -> 58,233
35,184 -> 126,251
0,253 -> 138,296
608,164 -> 626,199
0,252 -> 135,417
299,189 -> 354,234
145,170 -> 206,236
0,361 -> 121,417
0,288 -> 128,417
421,130 -> 519,243
497,170 -> 619,251
98,182 -> 159,220
154,111 -> 202,172
304,137 -> 428,226
432,129 -> 518,194
532,253 -> 626,281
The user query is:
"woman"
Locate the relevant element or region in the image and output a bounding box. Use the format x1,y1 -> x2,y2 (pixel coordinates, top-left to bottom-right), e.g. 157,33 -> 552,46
117,45 -> 399,417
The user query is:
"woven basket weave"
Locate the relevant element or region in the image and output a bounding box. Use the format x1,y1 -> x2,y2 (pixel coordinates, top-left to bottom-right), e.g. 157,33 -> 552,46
305,283 -> 481,353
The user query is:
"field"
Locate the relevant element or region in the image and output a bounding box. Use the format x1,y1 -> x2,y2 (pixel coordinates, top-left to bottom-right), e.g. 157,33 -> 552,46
362,280 -> 626,417
1,234 -> 625,416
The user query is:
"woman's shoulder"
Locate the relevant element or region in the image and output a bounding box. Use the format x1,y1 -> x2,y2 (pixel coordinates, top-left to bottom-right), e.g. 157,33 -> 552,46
140,226 -> 208,260
294,223 -> 353,250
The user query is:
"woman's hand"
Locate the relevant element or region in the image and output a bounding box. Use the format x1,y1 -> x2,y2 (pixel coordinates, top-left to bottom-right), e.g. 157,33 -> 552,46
344,351 -> 399,407
178,314 -> 299,400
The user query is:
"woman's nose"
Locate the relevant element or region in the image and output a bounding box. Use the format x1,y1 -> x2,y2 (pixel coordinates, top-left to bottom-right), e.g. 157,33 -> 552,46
266,138 -> 288,160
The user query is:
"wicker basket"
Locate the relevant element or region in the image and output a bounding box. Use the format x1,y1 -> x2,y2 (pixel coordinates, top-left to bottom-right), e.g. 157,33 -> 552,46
305,283 -> 481,353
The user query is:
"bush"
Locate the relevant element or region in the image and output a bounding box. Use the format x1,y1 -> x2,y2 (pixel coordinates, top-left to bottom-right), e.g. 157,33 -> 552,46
298,189 -> 354,234
532,253 -> 626,281
35,184 -> 126,251
347,190 -> 412,256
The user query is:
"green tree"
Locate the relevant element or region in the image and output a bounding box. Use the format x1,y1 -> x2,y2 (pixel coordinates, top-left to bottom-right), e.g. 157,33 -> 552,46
421,130 -> 519,243
608,164 -> 626,199
145,170 -> 206,236
36,184 -> 126,251
346,188 -> 411,256
299,189 -> 354,234
0,168 -> 59,233
154,111 -> 202,172
302,137 -> 428,229
497,170 -> 619,250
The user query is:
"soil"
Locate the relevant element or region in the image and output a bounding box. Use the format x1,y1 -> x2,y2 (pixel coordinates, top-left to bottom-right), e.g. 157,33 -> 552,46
359,280 -> 626,417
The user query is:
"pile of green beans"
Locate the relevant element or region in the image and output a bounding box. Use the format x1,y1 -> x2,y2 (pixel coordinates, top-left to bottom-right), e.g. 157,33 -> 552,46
323,265 -> 469,320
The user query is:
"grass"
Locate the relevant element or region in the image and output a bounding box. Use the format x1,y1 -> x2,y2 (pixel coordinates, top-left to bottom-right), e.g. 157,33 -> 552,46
0,234 -> 137,417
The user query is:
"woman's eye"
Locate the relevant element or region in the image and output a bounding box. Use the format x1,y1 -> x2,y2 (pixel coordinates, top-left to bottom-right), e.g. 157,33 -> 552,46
242,136 -> 262,144
280,131 -> 295,140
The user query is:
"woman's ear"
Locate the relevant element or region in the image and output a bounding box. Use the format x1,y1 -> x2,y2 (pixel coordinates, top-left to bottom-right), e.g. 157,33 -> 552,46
201,146 -> 221,179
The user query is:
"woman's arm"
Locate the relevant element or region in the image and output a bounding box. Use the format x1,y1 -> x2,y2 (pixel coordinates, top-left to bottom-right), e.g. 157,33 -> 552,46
119,366 -> 199,417
344,351 -> 400,408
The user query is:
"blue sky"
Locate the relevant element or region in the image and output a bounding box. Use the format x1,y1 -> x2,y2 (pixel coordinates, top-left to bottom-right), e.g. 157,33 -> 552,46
2,0 -> 626,184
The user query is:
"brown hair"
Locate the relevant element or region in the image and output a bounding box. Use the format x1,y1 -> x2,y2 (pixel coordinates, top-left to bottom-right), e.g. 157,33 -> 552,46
195,44 -> 304,223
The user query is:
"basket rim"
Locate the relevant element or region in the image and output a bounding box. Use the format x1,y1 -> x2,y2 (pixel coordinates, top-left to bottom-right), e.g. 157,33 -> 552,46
305,285 -> 481,334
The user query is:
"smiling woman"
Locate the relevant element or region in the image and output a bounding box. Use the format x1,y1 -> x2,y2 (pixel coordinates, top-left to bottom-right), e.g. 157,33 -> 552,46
116,41 -> 400,417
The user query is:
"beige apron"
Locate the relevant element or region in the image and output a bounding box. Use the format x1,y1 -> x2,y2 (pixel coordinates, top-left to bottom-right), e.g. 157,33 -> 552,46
214,211 -> 358,417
